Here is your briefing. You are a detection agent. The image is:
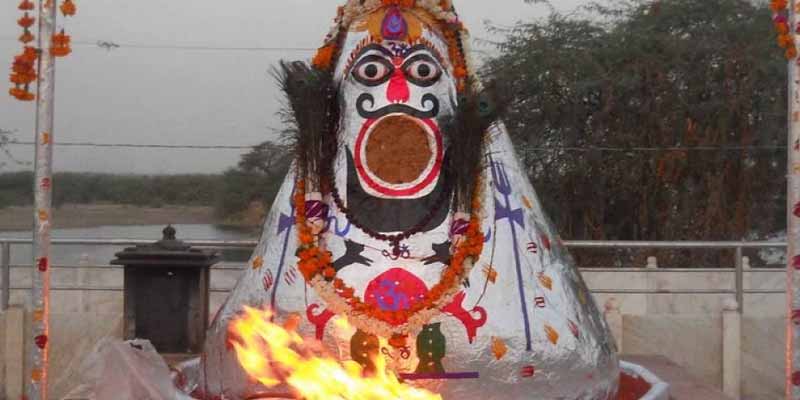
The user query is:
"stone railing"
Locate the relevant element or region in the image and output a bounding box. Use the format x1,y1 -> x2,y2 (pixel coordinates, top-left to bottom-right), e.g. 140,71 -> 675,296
0,239 -> 788,399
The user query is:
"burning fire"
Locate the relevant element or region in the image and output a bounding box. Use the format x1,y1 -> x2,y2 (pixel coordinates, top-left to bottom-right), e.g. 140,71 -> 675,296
229,306 -> 442,400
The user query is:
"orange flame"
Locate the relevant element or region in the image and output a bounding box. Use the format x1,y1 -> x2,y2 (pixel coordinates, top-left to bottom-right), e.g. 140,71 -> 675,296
229,306 -> 442,400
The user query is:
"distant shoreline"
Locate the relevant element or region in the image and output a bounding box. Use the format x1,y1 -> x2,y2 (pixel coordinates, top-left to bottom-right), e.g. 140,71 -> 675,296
0,204 -> 219,232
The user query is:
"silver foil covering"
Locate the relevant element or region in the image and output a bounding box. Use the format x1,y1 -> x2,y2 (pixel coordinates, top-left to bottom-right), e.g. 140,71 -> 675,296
190,6 -> 619,400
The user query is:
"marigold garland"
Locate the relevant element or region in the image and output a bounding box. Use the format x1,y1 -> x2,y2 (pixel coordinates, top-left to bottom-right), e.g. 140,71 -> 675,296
8,2 -> 37,101
19,30 -> 35,44
294,177 -> 484,347
9,46 -> 37,101
60,0 -> 76,16
772,0 -> 798,60
51,30 -> 72,57
9,0 -> 77,100
18,12 -> 35,28
18,0 -> 35,10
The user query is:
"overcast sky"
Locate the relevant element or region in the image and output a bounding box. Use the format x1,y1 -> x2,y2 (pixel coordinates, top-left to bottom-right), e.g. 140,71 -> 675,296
0,0 -> 582,174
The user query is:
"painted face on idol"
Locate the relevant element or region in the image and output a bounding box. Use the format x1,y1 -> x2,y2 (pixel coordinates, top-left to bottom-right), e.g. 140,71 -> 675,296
333,7 -> 457,234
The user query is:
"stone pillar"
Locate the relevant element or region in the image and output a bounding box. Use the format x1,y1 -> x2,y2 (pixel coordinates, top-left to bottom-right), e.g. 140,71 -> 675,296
646,256 -> 658,269
722,298 -> 741,399
5,306 -> 25,400
604,298 -> 623,353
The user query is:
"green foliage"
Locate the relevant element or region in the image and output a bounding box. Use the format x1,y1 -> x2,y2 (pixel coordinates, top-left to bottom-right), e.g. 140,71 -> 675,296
213,140 -> 292,221
0,172 -> 223,209
0,139 -> 291,226
485,0 -> 786,245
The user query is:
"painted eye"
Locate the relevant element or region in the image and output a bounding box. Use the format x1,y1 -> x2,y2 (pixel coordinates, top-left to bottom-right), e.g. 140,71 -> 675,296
404,57 -> 441,86
352,57 -> 393,86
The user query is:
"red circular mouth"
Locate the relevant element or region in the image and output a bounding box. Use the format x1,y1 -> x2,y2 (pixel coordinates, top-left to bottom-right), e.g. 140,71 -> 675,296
353,114 -> 443,198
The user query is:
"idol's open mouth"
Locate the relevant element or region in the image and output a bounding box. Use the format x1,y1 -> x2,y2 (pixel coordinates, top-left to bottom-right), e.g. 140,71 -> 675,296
353,114 -> 443,198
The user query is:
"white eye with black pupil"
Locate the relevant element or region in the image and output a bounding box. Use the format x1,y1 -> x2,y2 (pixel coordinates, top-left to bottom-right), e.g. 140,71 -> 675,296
406,59 -> 441,84
354,60 -> 391,83
364,64 -> 379,79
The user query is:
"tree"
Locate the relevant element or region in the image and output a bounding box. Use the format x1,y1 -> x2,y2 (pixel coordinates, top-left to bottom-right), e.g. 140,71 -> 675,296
484,0 -> 786,266
237,141 -> 293,175
214,140 -> 292,224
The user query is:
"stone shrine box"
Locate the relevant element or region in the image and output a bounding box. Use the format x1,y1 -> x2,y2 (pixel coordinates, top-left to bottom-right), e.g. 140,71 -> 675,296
111,225 -> 220,354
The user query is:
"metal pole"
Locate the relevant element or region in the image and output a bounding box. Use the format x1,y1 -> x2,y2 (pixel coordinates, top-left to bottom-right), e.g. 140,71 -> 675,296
27,0 -> 57,398
735,246 -> 743,314
2,242 -> 9,311
787,1 -> 800,396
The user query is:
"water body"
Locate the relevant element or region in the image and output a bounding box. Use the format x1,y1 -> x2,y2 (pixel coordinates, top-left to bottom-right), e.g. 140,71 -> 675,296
0,224 -> 257,266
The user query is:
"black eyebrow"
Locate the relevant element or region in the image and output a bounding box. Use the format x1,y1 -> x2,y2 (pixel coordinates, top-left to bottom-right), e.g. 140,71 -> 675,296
404,44 -> 446,66
344,44 -> 395,77
353,44 -> 394,60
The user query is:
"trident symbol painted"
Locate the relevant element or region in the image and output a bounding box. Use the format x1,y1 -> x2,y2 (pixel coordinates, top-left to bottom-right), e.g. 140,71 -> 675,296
491,160 -> 532,351
270,185 -> 297,314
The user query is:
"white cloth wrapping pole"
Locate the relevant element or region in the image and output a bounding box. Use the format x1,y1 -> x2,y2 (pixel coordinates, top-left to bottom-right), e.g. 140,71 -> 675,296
27,0 -> 57,398
789,1 -> 800,398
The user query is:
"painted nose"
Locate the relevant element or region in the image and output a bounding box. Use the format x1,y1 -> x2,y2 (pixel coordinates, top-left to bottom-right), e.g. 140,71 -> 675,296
386,67 -> 410,104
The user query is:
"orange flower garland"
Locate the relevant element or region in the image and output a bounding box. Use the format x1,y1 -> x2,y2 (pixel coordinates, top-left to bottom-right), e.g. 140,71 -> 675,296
772,0 -> 798,60
311,44 -> 337,70
295,178 -> 484,346
18,12 -> 35,28
9,2 -> 37,101
382,0 -> 415,7
9,46 -> 37,101
51,30 -> 72,57
18,0 -> 34,10
60,0 -> 76,16
55,1 -> 77,58
19,30 -> 35,44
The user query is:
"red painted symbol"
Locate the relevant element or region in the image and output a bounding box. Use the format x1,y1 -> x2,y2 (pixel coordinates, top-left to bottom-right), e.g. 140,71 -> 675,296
521,365 -> 535,378
37,257 -> 48,272
365,268 -> 428,319
793,371 -> 800,386
568,320 -> 579,338
794,202 -> 800,218
34,334 -> 47,349
284,268 -> 297,286
40,178 -> 51,189
534,297 -> 546,308
262,270 -> 274,292
527,242 -> 538,254
540,234 -> 551,250
306,304 -> 336,340
443,291 -> 488,344
792,309 -> 800,325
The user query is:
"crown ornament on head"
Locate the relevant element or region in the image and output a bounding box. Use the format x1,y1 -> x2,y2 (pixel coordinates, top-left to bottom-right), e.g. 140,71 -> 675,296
337,0 -> 460,30
313,0 -> 474,91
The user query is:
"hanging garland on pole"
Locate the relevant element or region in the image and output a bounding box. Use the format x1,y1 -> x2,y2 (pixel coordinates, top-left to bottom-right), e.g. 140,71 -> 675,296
9,1 -> 38,101
7,0 -> 75,101
7,0 -> 78,399
773,0 -> 798,59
